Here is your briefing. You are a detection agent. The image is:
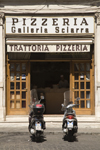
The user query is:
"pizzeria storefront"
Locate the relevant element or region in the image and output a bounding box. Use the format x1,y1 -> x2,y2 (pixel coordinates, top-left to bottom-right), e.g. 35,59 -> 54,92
5,16 -> 95,115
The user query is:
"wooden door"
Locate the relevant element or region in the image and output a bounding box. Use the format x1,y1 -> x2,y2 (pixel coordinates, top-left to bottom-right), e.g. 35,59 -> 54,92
7,62 -> 30,115
70,61 -> 94,115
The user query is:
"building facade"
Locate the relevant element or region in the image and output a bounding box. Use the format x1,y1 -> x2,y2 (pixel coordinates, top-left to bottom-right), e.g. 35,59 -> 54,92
0,0 -> 100,120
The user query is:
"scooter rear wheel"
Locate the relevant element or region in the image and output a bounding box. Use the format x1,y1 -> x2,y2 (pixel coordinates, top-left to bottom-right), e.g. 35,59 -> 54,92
36,132 -> 41,142
68,130 -> 73,141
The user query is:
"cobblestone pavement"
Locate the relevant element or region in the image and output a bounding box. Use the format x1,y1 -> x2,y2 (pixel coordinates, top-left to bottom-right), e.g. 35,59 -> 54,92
0,132 -> 100,150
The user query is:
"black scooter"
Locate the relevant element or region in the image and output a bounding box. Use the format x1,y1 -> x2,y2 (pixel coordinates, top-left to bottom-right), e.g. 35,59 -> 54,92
28,100 -> 46,141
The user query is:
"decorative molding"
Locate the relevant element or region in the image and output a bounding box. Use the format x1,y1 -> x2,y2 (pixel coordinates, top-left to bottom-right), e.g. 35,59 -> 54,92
0,13 -> 4,26
97,82 -> 100,89
95,13 -> 100,25
0,82 -> 3,88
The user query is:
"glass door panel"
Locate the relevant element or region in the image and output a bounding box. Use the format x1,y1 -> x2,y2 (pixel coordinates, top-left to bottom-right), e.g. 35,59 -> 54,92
73,62 -> 91,112
7,62 -> 30,115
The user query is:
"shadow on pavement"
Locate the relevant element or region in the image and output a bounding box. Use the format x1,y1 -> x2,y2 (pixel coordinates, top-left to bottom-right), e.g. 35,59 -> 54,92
62,134 -> 78,142
30,135 -> 47,143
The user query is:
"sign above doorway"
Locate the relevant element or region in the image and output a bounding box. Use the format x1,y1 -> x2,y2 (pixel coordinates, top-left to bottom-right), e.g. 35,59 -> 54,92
7,44 -> 90,52
6,16 -> 94,35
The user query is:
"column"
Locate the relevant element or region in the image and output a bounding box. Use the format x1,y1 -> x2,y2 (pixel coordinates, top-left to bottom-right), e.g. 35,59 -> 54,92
0,13 -> 6,121
95,13 -> 100,120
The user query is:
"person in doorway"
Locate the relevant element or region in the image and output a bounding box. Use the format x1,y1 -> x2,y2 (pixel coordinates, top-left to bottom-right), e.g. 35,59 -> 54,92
30,85 -> 38,104
29,85 -> 38,127
58,75 -> 68,88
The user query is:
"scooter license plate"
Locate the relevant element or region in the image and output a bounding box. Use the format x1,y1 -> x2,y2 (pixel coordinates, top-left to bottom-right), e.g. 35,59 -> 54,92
67,122 -> 73,128
35,123 -> 41,130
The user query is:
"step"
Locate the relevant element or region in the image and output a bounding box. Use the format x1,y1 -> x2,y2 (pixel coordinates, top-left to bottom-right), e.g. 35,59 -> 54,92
3,115 -> 99,123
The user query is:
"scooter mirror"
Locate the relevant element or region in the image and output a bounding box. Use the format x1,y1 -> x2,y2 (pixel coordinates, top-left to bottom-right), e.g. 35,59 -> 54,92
75,97 -> 80,102
28,104 -> 34,108
61,104 -> 64,107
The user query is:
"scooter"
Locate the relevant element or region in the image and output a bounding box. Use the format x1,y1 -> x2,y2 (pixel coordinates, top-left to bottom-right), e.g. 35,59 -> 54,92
61,97 -> 80,140
28,100 -> 46,141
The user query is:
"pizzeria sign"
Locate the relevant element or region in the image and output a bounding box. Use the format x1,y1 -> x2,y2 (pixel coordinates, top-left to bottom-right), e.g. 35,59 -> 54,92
6,16 -> 94,34
7,44 -> 90,52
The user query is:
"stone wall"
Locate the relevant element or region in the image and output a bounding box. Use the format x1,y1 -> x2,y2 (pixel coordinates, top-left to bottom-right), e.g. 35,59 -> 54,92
0,0 -> 100,14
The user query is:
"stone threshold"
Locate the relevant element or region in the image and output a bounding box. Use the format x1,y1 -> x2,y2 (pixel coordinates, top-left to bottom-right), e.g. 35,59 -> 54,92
1,115 -> 99,123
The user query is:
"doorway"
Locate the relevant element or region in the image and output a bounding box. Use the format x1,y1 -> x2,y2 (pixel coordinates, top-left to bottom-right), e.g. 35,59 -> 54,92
6,60 -> 94,115
31,62 -> 70,114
